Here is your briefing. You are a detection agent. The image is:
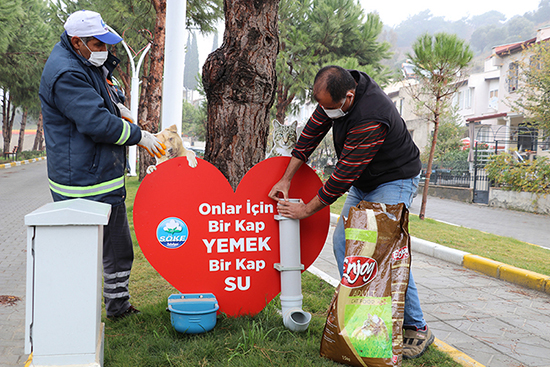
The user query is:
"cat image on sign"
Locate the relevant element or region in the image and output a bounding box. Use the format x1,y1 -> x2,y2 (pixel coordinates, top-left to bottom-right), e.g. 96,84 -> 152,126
266,119 -> 297,159
146,124 -> 197,174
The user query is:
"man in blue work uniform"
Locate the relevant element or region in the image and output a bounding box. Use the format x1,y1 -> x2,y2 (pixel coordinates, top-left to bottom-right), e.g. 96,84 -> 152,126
39,10 -> 165,319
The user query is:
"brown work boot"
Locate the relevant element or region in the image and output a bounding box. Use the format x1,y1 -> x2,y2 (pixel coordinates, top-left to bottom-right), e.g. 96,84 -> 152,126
403,325 -> 434,359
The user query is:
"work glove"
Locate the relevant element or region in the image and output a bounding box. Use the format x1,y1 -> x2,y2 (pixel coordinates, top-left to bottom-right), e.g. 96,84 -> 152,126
138,130 -> 166,158
116,102 -> 134,123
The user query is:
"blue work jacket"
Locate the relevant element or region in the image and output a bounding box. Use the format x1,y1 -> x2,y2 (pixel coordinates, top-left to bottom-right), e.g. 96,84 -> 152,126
39,32 -> 142,206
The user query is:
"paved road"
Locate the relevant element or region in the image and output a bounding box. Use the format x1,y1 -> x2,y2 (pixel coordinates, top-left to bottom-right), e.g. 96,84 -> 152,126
0,160 -> 51,366
409,194 -> 550,249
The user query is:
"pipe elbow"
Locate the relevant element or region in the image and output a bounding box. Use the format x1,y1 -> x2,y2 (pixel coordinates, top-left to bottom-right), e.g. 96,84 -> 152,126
282,308 -> 312,332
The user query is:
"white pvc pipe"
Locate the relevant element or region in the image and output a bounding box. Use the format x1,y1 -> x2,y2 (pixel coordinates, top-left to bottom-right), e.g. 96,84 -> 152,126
274,199 -> 312,332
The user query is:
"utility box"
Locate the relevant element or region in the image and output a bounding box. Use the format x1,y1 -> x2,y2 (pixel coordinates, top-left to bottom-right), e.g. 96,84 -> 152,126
25,199 -> 111,367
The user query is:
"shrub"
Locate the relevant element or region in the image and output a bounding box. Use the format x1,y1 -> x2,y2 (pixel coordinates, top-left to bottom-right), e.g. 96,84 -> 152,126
15,150 -> 46,160
486,153 -> 550,193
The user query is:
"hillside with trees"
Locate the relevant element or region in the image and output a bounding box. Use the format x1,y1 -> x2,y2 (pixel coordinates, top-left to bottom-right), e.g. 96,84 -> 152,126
381,0 -> 550,71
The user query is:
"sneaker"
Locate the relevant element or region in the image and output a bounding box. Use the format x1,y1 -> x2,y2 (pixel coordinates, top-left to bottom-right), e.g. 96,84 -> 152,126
108,305 -> 141,320
403,325 -> 434,359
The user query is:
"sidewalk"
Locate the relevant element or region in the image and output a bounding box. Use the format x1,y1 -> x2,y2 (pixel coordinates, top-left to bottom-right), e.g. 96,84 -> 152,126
0,160 -> 51,366
2,160 -> 550,367
311,215 -> 550,367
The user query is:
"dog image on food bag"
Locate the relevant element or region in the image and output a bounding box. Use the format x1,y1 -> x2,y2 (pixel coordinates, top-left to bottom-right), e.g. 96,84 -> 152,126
146,124 -> 198,174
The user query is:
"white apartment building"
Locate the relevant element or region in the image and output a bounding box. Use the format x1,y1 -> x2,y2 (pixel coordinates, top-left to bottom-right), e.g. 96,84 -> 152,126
387,26 -> 550,159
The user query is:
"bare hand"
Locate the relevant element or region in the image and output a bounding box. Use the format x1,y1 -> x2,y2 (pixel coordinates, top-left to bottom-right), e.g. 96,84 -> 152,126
276,199 -> 310,220
268,179 -> 290,202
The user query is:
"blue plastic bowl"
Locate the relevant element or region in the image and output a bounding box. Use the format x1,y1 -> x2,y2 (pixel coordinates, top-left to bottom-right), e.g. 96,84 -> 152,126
168,293 -> 219,334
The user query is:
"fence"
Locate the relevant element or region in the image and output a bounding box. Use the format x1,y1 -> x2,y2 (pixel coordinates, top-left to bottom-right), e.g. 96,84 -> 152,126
421,169 -> 491,203
422,170 -> 491,188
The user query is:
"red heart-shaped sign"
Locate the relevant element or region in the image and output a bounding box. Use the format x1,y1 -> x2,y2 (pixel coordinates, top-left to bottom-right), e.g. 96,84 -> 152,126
133,157 -> 330,316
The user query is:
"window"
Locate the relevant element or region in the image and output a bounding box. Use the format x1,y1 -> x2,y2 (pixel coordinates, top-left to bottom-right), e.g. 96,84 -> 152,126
508,62 -> 519,93
489,89 -> 498,110
530,55 -> 542,70
465,88 -> 473,109
453,88 -> 473,110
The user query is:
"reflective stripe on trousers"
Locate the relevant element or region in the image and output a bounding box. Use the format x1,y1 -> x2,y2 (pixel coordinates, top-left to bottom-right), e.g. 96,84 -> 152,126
103,203 -> 134,316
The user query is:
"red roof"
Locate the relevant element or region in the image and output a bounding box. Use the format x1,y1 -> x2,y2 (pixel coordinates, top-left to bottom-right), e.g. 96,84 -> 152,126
494,38 -> 536,56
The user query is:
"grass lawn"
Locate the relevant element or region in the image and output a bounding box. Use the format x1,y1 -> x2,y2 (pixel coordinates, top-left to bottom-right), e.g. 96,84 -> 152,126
104,177 -> 461,367
331,195 -> 550,276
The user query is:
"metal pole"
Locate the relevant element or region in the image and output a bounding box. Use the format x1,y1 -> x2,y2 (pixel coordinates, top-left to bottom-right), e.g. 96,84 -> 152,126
473,142 -> 478,202
161,0 -> 187,134
128,44 -> 151,176
107,26 -> 151,177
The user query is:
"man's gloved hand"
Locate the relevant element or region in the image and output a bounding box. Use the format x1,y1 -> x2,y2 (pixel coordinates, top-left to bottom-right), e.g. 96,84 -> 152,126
138,130 -> 166,158
116,102 -> 134,123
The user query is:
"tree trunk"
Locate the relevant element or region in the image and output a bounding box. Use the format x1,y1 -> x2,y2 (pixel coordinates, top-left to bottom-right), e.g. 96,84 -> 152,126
2,93 -> 14,155
138,0 -> 166,181
419,101 -> 441,220
17,108 -> 27,153
202,0 -> 279,190
275,81 -> 295,123
120,58 -> 131,100
33,112 -> 44,151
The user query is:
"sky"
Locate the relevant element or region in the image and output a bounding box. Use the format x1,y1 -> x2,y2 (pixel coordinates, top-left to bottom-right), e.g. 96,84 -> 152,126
358,0 -> 542,27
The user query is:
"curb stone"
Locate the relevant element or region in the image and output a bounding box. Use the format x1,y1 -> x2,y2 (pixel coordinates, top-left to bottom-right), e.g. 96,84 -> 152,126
433,339 -> 486,367
0,156 -> 46,169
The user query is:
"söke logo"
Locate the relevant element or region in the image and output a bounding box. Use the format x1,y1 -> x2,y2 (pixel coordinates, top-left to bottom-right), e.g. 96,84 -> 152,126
156,217 -> 189,249
392,245 -> 409,261
341,256 -> 378,288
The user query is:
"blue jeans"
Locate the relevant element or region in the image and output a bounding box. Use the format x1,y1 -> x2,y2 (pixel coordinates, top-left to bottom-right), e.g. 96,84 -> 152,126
333,175 -> 426,328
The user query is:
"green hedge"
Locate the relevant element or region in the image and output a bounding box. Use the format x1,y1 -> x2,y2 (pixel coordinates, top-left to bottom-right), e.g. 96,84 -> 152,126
486,153 -> 550,193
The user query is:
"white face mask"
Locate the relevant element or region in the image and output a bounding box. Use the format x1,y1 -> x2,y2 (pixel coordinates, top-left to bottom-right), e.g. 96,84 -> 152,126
322,97 -> 347,119
80,38 -> 108,67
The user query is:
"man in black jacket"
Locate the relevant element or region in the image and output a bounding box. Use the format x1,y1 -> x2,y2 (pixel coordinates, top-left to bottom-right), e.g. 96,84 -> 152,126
269,65 -> 433,359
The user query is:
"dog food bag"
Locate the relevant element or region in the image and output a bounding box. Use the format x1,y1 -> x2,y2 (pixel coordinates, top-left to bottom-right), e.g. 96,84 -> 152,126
320,202 -> 411,367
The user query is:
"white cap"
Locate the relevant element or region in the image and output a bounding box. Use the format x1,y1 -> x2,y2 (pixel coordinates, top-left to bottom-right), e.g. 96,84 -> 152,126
64,10 -> 122,45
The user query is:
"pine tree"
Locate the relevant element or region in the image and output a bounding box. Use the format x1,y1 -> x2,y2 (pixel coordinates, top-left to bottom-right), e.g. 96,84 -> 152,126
203,0 -> 279,190
0,0 -> 23,54
184,31 -> 200,93
275,0 -> 392,122
0,0 -> 54,155
407,32 -> 473,220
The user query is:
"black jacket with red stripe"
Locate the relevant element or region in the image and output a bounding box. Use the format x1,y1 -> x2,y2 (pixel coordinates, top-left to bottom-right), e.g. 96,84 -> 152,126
333,70 -> 421,193
292,70 -> 421,204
